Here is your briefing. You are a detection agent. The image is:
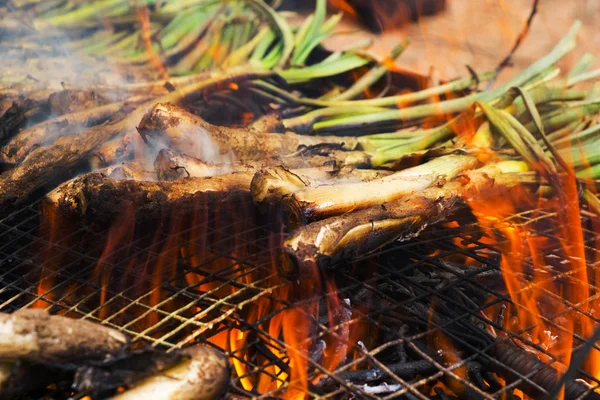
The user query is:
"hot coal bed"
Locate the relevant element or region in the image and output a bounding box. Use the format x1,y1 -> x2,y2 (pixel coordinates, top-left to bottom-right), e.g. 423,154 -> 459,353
1,193 -> 600,400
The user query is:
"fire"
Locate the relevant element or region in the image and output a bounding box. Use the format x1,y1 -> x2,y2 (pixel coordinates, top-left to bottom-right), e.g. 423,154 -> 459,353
462,163 -> 600,396
32,203 -> 60,309
33,193 -> 355,398
92,207 -> 135,320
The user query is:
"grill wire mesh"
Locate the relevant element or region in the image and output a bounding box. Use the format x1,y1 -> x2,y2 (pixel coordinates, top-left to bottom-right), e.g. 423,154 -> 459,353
1,196 -> 600,399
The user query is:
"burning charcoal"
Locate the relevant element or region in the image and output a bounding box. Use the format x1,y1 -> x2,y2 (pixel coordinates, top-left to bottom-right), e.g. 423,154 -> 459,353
382,324 -> 409,363
492,337 -> 600,400
465,361 -> 488,391
317,359 -> 435,387
309,340 -> 326,365
0,309 -> 128,364
111,346 -> 229,400
0,361 -> 61,400
433,387 -> 460,400
355,382 -> 404,395
252,333 -> 290,375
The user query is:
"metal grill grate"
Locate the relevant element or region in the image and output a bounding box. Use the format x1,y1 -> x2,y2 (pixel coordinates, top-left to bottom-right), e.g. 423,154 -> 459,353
1,197 -> 600,399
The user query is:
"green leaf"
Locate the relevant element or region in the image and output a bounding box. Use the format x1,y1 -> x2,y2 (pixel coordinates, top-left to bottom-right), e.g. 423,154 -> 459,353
280,53 -> 369,83
293,13 -> 343,66
292,0 -> 327,64
582,188 -> 600,216
477,101 -> 557,179
568,53 -> 595,79
223,25 -> 271,68
243,0 -> 294,68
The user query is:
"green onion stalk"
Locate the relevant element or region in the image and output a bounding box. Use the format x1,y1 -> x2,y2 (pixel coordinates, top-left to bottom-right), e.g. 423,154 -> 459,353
27,0 -> 380,84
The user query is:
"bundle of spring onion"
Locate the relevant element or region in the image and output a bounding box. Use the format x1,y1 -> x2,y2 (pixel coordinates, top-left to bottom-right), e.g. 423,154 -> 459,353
10,0 -> 374,79
247,20 -> 600,279
2,1 -> 600,280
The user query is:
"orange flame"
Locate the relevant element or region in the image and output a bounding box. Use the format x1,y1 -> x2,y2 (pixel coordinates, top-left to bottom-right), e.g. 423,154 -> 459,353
463,165 -> 600,396
92,207 -> 135,319
33,203 -> 60,309
72,198 -> 346,398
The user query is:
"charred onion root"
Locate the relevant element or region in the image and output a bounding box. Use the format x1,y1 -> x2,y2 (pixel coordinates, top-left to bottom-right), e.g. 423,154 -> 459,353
492,338 -> 600,400
153,148 -> 372,182
0,99 -> 46,144
0,88 -> 112,144
112,346 -> 229,400
0,118 -> 130,209
0,309 -> 128,364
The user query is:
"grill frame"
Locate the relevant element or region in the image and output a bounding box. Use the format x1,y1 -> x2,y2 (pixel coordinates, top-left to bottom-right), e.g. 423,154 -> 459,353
2,197 -> 600,399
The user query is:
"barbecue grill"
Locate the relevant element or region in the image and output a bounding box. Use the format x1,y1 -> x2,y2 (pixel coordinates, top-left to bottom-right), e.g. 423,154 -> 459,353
3,1 -> 600,398
2,193 -> 600,399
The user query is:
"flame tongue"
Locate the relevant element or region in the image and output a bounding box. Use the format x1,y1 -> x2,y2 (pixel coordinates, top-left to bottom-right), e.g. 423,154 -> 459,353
466,167 -> 600,394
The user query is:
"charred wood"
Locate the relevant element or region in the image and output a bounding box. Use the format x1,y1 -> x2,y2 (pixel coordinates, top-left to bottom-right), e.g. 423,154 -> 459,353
492,337 -> 600,400
0,361 -> 59,400
316,359 -> 435,387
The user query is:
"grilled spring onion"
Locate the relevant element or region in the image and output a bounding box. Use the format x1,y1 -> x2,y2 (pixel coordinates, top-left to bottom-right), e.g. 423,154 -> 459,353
280,161 -> 529,279
137,103 -> 360,161
281,153 -> 481,229
112,346 -> 229,400
46,169 -> 255,220
251,165 -> 393,204
0,96 -> 147,165
0,69 -> 277,207
0,309 -> 128,363
154,146 -> 388,181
